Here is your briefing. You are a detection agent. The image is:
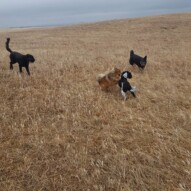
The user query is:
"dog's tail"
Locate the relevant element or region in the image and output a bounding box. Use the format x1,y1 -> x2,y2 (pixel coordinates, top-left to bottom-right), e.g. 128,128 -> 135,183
130,86 -> 136,93
130,50 -> 134,56
97,74 -> 105,83
5,38 -> 12,53
130,86 -> 137,98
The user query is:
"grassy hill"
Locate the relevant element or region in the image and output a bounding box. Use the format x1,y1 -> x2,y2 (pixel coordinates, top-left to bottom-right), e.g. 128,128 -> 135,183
0,13 -> 191,190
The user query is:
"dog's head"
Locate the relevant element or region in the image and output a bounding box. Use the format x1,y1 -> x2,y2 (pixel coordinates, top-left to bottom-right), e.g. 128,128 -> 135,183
121,71 -> 132,79
140,56 -> 147,69
108,67 -> 121,81
26,54 -> 35,63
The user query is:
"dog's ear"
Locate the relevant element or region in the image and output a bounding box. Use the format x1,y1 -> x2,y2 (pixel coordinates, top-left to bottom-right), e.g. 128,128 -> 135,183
144,56 -> 147,61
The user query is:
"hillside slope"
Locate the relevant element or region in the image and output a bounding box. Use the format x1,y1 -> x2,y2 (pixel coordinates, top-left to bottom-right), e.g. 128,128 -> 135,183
0,13 -> 191,190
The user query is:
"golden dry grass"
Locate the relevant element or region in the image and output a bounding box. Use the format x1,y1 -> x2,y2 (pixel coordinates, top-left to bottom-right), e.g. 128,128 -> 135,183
0,13 -> 191,191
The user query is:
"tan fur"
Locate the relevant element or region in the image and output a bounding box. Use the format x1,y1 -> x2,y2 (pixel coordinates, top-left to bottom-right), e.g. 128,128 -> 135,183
97,67 -> 121,90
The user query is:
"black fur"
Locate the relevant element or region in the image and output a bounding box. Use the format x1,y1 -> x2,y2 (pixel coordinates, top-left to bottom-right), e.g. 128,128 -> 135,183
129,50 -> 147,69
118,71 -> 136,100
6,38 -> 35,75
120,71 -> 132,79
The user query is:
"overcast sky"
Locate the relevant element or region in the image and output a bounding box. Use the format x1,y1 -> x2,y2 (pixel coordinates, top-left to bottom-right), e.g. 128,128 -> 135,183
0,0 -> 191,28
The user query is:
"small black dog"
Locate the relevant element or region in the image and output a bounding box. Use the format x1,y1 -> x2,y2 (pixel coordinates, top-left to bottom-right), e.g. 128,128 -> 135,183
118,71 -> 136,100
6,38 -> 35,75
129,50 -> 147,69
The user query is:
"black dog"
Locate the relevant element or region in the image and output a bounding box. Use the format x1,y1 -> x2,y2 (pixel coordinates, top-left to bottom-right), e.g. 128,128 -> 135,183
129,50 -> 147,69
6,38 -> 35,75
118,71 -> 136,100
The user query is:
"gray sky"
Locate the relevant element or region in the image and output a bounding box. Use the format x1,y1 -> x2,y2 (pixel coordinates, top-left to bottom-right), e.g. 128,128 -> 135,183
0,0 -> 191,28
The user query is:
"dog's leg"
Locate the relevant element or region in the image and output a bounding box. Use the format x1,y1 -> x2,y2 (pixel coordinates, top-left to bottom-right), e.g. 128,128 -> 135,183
25,65 -> 30,75
121,89 -> 127,100
131,92 -> 136,98
19,65 -> 22,73
10,62 -> 13,70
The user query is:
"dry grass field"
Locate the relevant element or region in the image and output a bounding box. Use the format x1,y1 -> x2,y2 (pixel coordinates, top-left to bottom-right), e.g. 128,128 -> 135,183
0,13 -> 191,191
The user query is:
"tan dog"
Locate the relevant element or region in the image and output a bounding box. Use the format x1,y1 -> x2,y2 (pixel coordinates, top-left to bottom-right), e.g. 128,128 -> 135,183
97,67 -> 121,90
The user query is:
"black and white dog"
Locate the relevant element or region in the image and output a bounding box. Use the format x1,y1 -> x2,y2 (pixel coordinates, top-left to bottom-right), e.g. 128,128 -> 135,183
129,50 -> 147,69
118,71 -> 136,100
